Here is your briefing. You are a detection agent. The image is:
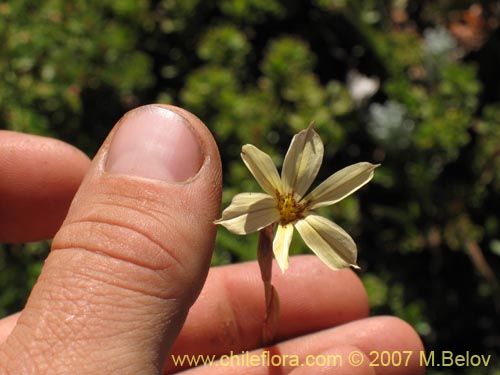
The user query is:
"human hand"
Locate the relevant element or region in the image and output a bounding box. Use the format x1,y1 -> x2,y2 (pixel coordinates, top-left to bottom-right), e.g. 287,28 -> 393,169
0,105 -> 425,374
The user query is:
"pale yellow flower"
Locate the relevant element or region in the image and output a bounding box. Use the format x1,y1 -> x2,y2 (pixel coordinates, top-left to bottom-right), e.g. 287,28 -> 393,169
215,124 -> 379,273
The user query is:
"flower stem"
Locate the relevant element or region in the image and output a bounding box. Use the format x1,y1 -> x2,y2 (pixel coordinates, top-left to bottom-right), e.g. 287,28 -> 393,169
257,224 -> 280,345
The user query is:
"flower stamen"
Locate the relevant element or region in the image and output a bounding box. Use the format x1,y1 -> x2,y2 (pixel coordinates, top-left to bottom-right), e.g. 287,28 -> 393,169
276,192 -> 305,225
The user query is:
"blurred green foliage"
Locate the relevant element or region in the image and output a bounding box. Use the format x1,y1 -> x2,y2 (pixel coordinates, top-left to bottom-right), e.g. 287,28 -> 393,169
0,0 -> 153,149
1,0 -> 500,373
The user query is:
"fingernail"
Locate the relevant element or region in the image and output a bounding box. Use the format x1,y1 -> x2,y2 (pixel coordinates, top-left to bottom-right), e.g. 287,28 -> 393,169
106,106 -> 203,182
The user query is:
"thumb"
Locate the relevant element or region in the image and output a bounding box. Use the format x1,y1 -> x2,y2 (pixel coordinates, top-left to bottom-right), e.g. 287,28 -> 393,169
0,105 -> 222,375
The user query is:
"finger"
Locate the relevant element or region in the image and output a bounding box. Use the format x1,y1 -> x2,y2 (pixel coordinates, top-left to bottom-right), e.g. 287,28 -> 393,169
0,255 -> 367,353
0,313 -> 19,345
166,255 -> 369,372
173,316 -> 425,375
0,130 -> 90,242
0,105 -> 222,375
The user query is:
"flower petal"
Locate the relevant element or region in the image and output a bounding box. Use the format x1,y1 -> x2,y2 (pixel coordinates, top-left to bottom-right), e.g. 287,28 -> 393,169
241,144 -> 282,196
304,162 -> 379,210
215,193 -> 279,235
295,214 -> 359,270
281,123 -> 324,199
273,223 -> 294,273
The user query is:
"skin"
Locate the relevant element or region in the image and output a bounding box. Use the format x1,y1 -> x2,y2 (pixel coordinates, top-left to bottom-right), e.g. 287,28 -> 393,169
0,105 -> 425,374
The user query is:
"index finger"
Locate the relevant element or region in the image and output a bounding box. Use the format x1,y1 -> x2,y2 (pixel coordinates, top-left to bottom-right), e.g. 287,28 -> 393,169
0,130 -> 90,242
165,255 -> 369,372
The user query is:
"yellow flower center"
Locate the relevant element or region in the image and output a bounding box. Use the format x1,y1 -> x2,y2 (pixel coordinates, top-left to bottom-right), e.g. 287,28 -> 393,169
277,192 -> 305,225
